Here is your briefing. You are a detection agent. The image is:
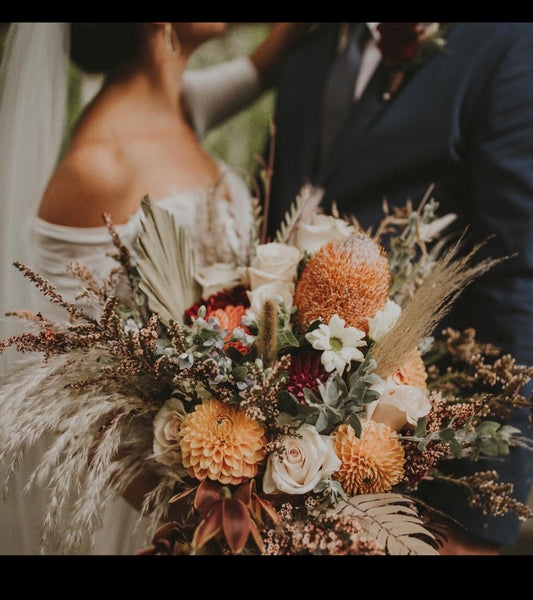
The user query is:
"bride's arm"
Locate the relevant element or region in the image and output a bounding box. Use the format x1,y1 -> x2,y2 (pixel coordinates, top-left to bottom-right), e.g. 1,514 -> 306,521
183,23 -> 311,139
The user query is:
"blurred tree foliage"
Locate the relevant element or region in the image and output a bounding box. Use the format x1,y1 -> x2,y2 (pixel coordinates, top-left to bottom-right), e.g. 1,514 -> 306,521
0,22 -> 274,178
188,23 -> 276,176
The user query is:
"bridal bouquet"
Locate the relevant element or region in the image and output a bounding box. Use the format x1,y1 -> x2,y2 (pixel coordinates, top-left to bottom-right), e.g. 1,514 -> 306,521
2,184 -> 533,555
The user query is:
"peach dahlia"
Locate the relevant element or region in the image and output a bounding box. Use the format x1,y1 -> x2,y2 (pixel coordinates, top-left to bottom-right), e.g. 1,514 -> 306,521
179,398 -> 266,486
391,351 -> 428,390
332,420 -> 405,495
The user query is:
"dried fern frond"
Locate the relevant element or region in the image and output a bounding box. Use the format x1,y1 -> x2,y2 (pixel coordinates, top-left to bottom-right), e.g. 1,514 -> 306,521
274,184 -> 324,245
371,237 -> 505,380
330,492 -> 439,555
136,196 -> 202,327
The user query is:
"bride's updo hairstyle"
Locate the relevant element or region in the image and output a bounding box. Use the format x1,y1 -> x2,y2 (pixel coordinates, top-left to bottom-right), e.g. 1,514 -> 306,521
70,23 -> 144,74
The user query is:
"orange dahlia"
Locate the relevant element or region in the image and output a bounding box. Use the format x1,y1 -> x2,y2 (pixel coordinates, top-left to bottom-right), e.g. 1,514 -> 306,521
391,351 -> 428,389
209,305 -> 251,354
294,233 -> 390,334
332,420 -> 405,495
179,399 -> 266,486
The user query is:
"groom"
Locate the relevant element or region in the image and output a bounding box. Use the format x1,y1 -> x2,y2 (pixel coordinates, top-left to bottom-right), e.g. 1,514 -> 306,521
267,22 -> 533,553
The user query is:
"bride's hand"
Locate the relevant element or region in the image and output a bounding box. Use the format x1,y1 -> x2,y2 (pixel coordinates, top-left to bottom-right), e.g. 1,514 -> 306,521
250,23 -> 313,87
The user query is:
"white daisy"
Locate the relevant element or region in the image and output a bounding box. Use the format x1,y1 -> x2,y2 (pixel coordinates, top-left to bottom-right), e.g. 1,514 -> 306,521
305,314 -> 367,375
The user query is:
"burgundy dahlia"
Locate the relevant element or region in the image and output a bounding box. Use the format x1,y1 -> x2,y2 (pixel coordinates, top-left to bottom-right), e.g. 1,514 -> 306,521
286,349 -> 329,402
185,285 -> 250,324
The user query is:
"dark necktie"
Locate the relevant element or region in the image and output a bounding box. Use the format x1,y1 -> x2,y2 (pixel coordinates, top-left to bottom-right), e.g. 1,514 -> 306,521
320,23 -> 368,161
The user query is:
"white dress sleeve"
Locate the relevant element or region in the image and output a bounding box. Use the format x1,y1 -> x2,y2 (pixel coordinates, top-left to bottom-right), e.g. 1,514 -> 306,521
182,57 -> 263,140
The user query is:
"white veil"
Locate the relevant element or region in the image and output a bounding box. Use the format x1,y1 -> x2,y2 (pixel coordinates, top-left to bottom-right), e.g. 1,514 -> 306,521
0,23 -> 70,348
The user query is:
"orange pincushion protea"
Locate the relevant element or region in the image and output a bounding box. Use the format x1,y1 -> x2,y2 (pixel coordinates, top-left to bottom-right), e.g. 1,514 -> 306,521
179,399 -> 266,486
391,351 -> 428,389
332,421 -> 405,495
294,233 -> 390,334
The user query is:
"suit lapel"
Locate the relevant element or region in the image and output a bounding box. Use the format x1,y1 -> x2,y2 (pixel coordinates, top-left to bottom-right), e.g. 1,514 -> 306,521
317,60 -> 392,182
289,25 -> 340,180
316,24 -> 457,186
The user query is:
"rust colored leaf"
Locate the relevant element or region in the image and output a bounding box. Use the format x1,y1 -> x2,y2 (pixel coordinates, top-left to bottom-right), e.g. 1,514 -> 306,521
233,480 -> 254,506
192,503 -> 223,550
222,498 -> 251,554
248,519 -> 265,554
254,494 -> 281,525
151,521 -> 180,543
194,478 -> 223,516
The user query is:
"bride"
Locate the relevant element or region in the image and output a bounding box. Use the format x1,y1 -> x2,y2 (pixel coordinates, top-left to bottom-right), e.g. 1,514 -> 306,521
0,21 -> 308,555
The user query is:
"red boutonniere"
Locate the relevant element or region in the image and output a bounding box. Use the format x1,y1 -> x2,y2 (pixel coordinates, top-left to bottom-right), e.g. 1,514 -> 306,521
377,22 -> 448,101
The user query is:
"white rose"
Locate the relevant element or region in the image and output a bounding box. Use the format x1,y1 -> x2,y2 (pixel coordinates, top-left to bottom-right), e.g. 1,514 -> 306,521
262,424 -> 341,495
248,242 -> 301,290
153,397 -> 187,466
367,299 -> 402,342
246,280 -> 294,321
295,214 -> 355,255
368,377 -> 431,430
195,262 -> 243,298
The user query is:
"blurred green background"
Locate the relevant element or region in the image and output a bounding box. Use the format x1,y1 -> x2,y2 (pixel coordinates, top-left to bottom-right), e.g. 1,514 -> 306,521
188,23 -> 275,175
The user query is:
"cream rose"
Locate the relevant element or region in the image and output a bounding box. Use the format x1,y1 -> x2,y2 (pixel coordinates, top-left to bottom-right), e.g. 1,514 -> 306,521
248,242 -> 301,290
368,378 -> 431,431
195,262 -> 243,298
246,280 -> 294,321
295,214 -> 355,255
153,397 -> 187,466
262,424 -> 341,495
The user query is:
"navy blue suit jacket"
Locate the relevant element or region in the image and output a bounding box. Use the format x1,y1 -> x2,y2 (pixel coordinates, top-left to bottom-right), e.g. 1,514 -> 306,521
268,22 -> 533,546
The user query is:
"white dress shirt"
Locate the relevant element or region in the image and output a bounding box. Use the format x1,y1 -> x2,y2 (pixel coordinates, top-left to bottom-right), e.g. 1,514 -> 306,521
354,23 -> 382,100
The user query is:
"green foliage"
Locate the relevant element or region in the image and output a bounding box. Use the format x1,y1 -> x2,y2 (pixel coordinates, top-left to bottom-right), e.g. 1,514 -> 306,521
278,356 -> 382,435
313,479 -> 347,506
387,198 -> 444,296
276,301 -> 300,354
472,421 -> 521,459
404,413 -> 521,461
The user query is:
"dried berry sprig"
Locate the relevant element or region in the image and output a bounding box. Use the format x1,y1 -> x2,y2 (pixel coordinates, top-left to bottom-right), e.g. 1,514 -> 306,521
399,390 -> 492,489
240,354 -> 291,431
262,501 -> 384,555
12,261 -> 97,324
428,469 -> 533,520
425,328 -> 533,419
65,261 -> 115,306
102,213 -> 137,288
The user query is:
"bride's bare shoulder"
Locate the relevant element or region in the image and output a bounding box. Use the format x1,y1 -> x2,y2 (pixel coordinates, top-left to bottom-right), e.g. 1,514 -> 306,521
39,139 -> 133,227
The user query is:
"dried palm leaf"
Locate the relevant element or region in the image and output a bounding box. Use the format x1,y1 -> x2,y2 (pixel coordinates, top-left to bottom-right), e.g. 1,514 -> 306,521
136,196 -> 202,326
330,492 -> 439,555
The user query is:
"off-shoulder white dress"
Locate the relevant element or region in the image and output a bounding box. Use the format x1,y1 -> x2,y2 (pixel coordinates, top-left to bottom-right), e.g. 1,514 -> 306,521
0,57 -> 259,555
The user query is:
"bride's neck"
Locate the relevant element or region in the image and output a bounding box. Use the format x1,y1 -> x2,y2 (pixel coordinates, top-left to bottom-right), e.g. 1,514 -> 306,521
103,31 -> 191,117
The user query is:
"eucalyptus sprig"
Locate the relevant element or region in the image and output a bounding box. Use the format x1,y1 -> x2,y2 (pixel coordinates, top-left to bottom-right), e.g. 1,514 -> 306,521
401,414 -> 523,460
